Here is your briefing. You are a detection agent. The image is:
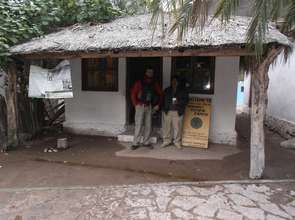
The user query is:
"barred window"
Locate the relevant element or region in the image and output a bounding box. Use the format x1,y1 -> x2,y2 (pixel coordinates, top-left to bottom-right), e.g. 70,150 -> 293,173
82,57 -> 118,91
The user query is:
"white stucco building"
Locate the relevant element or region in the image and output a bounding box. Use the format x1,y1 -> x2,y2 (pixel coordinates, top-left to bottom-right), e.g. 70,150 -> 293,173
9,14 -> 290,146
63,56 -> 239,145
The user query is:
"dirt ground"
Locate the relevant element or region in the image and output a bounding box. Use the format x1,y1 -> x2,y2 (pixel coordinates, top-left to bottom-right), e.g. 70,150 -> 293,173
0,113 -> 295,188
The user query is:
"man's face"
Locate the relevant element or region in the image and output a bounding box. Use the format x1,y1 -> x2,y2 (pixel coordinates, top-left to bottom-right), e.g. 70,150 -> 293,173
145,69 -> 154,78
171,78 -> 178,88
145,69 -> 154,82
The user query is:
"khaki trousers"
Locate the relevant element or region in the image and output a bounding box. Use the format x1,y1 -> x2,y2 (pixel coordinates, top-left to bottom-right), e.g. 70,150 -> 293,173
133,105 -> 152,145
162,111 -> 183,145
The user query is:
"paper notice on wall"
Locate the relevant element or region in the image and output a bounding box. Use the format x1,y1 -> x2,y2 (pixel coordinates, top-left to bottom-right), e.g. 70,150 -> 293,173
29,60 -> 73,99
182,97 -> 211,148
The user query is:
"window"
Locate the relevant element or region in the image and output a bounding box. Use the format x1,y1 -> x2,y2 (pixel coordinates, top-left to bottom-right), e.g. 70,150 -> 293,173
172,56 -> 215,94
82,57 -> 118,91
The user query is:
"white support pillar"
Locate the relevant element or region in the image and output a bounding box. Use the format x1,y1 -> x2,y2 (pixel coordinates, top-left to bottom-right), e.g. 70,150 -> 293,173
162,57 -> 172,89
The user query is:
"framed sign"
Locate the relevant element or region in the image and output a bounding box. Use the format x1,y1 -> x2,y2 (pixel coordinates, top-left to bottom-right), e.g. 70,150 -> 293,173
182,97 -> 211,148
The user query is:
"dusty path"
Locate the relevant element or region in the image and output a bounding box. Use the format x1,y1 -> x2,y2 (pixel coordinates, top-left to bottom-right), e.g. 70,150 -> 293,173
0,113 -> 294,188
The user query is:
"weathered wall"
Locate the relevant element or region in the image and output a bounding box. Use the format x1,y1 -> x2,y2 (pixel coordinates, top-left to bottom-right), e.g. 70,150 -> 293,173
64,56 -> 239,145
265,52 -> 295,138
242,52 -> 295,138
64,58 -> 127,136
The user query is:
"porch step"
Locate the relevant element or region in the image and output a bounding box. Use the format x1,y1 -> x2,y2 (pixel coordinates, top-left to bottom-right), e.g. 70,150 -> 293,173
117,134 -> 158,144
117,128 -> 161,144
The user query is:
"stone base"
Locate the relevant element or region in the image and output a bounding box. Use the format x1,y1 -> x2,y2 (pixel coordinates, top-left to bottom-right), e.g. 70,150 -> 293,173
209,131 -> 237,146
265,115 -> 295,139
63,122 -> 125,137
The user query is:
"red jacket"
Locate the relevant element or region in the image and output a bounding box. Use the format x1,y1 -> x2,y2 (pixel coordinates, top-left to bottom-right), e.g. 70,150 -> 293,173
131,79 -> 163,107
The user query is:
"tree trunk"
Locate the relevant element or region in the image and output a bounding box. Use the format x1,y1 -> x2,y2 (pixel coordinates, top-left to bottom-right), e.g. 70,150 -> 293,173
249,47 -> 284,179
0,95 -> 7,150
6,62 -> 18,147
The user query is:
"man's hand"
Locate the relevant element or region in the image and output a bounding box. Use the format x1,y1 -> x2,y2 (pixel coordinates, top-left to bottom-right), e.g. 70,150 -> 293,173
153,105 -> 160,112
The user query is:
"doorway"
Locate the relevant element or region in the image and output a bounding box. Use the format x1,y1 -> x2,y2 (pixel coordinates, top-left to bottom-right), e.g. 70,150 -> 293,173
126,57 -> 163,126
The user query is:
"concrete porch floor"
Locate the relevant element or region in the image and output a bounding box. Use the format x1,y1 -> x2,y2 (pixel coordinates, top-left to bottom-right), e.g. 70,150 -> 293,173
0,113 -> 295,188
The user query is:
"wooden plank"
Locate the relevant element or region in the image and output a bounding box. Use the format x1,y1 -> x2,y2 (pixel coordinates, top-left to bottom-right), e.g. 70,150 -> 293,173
6,62 -> 18,147
14,47 -> 255,60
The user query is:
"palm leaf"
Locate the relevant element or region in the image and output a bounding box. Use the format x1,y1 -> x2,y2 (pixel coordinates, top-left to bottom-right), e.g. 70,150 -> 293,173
214,0 -> 240,22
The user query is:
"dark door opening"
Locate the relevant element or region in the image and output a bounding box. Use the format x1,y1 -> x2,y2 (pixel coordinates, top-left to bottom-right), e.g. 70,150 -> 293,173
126,57 -> 163,126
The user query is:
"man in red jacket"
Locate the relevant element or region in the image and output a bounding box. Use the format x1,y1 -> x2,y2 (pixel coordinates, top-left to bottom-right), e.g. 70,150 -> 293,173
131,68 -> 163,150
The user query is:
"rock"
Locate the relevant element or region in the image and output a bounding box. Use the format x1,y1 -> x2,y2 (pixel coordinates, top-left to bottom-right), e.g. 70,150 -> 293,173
233,205 -> 265,220
259,203 -> 290,219
290,191 -> 295,196
125,198 -> 153,207
281,205 -> 295,217
155,196 -> 171,212
149,211 -> 171,220
192,203 -> 218,217
14,216 -> 22,220
280,138 -> 295,149
266,214 -> 285,220
172,208 -> 194,219
57,138 -> 68,149
228,194 -> 256,207
217,209 -> 243,220
170,196 -> 206,210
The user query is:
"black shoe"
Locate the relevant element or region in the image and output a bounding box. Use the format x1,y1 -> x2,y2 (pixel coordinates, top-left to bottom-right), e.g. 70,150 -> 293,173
143,143 -> 153,149
131,145 -> 139,150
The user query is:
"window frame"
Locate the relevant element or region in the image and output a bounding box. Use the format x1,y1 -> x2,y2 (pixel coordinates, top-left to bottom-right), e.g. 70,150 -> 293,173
81,57 -> 119,92
172,56 -> 215,95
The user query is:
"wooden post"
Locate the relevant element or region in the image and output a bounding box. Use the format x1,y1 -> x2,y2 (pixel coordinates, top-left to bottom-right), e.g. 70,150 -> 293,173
249,46 -> 283,179
6,62 -> 18,147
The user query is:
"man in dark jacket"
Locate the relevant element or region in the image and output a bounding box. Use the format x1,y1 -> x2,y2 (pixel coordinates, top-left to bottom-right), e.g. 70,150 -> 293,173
161,76 -> 189,149
131,68 -> 163,150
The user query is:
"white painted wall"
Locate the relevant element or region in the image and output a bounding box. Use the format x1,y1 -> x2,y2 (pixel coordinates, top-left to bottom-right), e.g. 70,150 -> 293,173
243,72 -> 251,110
64,58 -> 127,136
208,57 -> 239,145
267,52 -> 295,124
64,56 -> 239,145
180,56 -> 239,145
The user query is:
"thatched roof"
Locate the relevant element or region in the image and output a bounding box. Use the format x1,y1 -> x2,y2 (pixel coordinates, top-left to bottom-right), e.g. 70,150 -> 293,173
10,14 -> 291,56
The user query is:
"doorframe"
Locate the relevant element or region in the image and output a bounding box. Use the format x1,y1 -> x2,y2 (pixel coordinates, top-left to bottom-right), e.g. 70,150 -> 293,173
125,57 -> 164,125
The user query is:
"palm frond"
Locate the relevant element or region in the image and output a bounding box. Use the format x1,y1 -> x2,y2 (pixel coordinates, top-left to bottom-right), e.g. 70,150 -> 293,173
282,0 -> 295,33
214,0 -> 240,22
150,0 -> 210,41
246,0 -> 266,58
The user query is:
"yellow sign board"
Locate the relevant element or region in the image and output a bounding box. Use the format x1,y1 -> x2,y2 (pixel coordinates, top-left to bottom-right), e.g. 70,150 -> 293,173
182,97 -> 211,148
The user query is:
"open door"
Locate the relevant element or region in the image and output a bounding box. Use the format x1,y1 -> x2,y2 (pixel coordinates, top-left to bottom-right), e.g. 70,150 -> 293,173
126,57 -> 163,126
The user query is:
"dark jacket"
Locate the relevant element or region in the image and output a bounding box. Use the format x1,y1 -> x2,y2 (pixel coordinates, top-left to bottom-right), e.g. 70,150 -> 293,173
162,86 -> 189,116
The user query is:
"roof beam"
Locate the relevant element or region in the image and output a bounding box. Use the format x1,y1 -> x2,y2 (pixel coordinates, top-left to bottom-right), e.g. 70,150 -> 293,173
14,48 -> 255,60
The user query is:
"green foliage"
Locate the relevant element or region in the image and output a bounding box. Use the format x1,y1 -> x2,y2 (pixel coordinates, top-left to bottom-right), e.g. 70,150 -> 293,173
0,0 -> 121,69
